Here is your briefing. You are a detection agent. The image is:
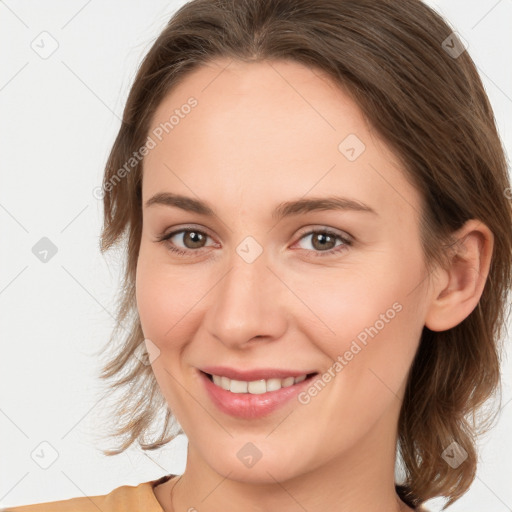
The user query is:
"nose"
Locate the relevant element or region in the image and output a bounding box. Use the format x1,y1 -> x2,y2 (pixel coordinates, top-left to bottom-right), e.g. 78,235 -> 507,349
204,247 -> 288,349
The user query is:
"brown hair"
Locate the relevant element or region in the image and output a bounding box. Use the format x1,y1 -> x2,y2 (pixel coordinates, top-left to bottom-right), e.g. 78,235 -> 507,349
95,0 -> 512,508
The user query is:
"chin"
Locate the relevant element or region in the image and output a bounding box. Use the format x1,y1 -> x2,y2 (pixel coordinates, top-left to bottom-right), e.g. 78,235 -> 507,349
204,450 -> 305,485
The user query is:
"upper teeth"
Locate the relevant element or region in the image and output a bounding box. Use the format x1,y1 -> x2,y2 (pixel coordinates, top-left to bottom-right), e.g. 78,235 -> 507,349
211,374 -> 308,394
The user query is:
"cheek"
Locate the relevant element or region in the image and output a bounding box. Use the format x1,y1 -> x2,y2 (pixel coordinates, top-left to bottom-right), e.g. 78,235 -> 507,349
135,254 -> 200,413
297,247 -> 426,377
135,248 -> 210,350
300,269 -> 413,343
294,275 -> 424,450
136,249 -> 180,343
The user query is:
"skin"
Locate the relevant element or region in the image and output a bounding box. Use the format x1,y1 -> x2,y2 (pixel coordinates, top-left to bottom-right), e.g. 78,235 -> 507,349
136,58 -> 493,512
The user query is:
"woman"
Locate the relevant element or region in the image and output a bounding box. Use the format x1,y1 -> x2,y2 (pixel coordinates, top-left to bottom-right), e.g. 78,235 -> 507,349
7,0 -> 511,510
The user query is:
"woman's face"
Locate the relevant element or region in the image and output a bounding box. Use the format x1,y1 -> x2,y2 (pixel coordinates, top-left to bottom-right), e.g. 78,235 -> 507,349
136,58 -> 434,483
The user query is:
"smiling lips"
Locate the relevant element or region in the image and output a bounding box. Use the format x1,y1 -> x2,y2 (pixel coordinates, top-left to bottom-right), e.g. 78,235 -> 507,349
198,366 -> 319,419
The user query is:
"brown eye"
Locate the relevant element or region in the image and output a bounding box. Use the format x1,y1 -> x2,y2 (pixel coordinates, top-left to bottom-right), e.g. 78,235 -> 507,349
294,229 -> 353,258
157,228 -> 214,256
181,230 -> 207,249
310,232 -> 337,251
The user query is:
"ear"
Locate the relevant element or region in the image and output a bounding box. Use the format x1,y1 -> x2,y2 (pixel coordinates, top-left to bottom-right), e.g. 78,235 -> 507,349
424,219 -> 494,332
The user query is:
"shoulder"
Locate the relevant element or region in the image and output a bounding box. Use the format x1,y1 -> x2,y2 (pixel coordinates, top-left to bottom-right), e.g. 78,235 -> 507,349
1,475 -> 172,512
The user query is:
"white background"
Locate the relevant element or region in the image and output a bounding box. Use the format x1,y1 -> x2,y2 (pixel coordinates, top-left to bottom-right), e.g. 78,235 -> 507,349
1,1 -> 511,510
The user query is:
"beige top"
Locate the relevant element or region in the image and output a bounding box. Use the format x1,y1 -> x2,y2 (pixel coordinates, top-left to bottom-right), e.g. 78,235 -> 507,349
2,474 -> 431,511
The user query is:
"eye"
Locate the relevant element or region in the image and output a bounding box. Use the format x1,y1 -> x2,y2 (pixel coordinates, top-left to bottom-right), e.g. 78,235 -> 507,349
293,228 -> 352,257
156,227 -> 216,257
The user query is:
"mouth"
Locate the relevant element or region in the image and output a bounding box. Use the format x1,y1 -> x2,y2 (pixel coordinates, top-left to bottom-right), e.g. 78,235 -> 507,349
200,370 -> 319,394
199,369 -> 319,419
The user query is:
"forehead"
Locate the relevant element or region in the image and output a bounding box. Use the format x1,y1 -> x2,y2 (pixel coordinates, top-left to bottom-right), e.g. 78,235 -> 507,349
142,58 -> 422,224
147,58 -> 373,159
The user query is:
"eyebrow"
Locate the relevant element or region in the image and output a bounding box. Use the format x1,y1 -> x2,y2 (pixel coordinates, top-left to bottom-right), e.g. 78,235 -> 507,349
144,192 -> 378,220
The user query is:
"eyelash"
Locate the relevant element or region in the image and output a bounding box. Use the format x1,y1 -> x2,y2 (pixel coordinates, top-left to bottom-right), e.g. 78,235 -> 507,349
156,227 -> 353,258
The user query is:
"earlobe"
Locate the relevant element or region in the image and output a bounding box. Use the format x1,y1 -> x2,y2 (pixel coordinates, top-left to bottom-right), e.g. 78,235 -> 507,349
424,220 -> 494,332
